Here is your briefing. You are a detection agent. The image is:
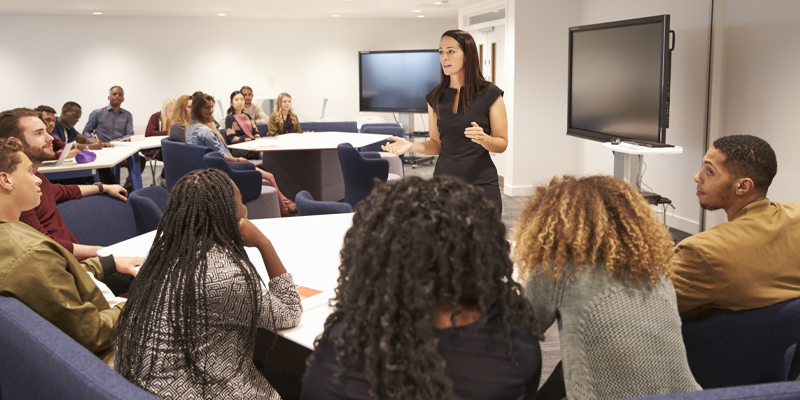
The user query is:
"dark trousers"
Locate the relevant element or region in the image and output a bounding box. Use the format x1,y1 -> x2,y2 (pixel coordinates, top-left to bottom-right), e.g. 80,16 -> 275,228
535,362 -> 567,400
254,328 -> 313,400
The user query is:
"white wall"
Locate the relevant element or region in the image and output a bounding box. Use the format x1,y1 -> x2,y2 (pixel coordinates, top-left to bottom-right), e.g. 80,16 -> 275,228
505,0 -> 582,197
704,0 -> 800,228
0,15 -> 455,132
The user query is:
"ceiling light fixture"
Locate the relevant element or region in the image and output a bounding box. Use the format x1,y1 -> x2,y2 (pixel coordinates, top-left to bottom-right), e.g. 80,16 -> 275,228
417,15 -> 425,18
412,9 -> 421,12
92,12 -> 103,15
332,14 -> 342,17
217,13 -> 226,16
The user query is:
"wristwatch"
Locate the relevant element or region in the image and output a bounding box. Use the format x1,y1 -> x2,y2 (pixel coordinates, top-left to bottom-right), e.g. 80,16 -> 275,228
93,182 -> 104,193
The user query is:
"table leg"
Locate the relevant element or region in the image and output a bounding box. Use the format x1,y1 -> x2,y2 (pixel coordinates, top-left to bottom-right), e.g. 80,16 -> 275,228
128,153 -> 143,191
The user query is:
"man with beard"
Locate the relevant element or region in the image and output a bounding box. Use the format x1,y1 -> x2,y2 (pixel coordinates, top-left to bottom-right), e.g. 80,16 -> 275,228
0,107 -> 134,295
672,135 -> 800,319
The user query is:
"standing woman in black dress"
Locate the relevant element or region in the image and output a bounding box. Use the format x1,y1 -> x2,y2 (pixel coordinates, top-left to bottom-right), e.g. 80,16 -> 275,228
383,29 -> 508,212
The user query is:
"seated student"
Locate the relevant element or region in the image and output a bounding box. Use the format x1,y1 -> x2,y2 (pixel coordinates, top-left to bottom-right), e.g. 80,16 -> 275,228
0,138 -> 141,366
241,85 -> 270,124
168,94 -> 192,143
0,108 -> 135,295
114,168 -> 302,399
143,97 -> 175,158
225,90 -> 262,160
187,92 -> 297,216
51,102 -> 106,151
672,135 -> 800,319
512,175 -> 700,400
35,105 -> 79,159
303,176 -> 542,400
267,92 -> 303,136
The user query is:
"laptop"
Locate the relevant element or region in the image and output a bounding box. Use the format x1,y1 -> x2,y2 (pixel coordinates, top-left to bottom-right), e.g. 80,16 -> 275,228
41,141 -> 75,166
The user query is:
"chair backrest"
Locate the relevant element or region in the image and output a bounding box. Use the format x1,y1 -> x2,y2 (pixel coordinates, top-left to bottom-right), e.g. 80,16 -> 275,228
57,194 -> 139,247
128,186 -> 169,234
302,121 -> 358,133
0,296 -> 160,400
256,123 -> 269,135
203,152 -> 262,203
160,138 -> 213,191
295,190 -> 353,216
337,143 -> 389,207
682,296 -> 800,388
359,124 -> 407,153
632,381 -> 800,400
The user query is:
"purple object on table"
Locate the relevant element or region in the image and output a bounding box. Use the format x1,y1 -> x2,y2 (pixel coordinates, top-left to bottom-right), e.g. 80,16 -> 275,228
75,151 -> 97,164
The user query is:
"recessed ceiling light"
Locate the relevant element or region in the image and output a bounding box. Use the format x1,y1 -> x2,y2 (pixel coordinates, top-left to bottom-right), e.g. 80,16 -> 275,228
217,13 -> 226,16
332,14 -> 341,17
417,15 -> 425,18
92,12 -> 103,15
412,9 -> 422,12
434,1 -> 441,4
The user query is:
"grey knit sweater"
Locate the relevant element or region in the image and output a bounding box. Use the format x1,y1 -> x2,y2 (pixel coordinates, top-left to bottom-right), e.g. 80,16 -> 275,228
524,263 -> 701,400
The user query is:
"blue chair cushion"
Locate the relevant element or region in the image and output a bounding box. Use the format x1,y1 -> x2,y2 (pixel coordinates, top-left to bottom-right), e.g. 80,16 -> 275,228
203,152 -> 262,203
337,143 -> 389,207
160,138 -> 213,192
0,296 -> 160,400
682,297 -> 800,388
57,194 -> 138,247
128,186 -> 168,234
295,190 -> 353,216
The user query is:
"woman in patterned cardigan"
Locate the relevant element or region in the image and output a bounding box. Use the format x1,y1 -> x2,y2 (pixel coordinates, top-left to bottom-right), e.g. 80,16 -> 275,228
114,168 -> 302,399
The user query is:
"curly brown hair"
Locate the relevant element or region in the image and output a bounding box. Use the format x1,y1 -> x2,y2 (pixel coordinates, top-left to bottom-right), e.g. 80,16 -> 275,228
511,175 -> 674,285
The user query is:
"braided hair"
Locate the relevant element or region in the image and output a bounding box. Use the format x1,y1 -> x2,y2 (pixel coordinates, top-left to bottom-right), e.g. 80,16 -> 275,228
114,169 -> 263,387
314,176 -> 539,399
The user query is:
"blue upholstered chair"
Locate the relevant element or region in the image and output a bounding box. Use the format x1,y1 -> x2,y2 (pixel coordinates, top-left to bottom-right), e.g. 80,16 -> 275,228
681,297 -> 800,388
337,143 -> 392,208
0,296 -> 160,400
301,121 -> 358,133
203,152 -> 281,219
160,138 -> 212,191
128,185 -> 169,234
628,381 -> 800,399
57,194 -> 139,247
256,123 -> 269,135
295,190 -> 353,216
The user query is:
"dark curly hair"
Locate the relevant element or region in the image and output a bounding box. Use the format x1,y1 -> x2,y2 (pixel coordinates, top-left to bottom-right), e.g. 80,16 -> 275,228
712,135 -> 777,195
114,169 -> 264,388
314,175 -> 538,399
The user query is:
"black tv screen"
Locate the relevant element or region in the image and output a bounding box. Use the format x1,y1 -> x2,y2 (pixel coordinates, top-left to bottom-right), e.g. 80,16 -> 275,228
359,50 -> 441,113
568,15 -> 673,144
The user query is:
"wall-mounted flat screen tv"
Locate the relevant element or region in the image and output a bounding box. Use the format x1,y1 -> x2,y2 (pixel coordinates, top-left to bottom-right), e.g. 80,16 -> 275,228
568,15 -> 674,144
359,50 -> 441,113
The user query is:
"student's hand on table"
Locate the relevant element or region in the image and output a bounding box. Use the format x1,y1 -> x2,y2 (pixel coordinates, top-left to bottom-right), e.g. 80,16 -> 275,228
382,136 -> 412,155
101,142 -> 114,148
114,256 -> 143,277
238,218 -> 271,249
104,184 -> 128,201
464,122 -> 489,145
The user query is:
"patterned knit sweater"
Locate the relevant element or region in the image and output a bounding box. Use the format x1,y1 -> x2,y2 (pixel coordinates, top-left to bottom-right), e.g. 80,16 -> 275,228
524,263 -> 700,400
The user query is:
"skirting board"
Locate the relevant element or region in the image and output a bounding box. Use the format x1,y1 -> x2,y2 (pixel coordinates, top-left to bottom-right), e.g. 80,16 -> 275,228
651,206 -> 701,235
503,183 -> 535,197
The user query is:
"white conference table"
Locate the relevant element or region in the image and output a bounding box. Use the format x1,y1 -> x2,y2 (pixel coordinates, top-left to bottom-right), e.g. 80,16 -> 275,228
99,212 -> 353,349
39,136 -> 164,191
229,132 -> 390,202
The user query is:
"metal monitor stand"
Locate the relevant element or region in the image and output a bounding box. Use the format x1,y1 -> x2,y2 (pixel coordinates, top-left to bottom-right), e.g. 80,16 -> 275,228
399,113 -> 435,168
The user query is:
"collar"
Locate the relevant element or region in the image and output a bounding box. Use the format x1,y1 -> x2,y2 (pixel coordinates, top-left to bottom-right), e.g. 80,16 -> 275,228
731,198 -> 771,221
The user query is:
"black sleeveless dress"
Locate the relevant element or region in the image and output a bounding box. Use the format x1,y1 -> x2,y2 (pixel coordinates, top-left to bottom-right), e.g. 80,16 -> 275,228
426,83 -> 503,211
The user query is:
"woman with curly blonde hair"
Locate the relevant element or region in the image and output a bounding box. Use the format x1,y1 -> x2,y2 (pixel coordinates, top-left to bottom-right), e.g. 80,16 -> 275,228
512,175 -> 699,400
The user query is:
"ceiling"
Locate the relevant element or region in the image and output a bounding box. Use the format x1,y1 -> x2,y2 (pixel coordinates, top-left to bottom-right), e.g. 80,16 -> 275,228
0,0 -> 485,19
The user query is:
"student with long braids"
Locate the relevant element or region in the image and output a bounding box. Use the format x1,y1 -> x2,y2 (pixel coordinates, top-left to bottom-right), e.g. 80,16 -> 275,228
114,169 -> 302,399
302,176 -> 542,400
186,92 -> 297,216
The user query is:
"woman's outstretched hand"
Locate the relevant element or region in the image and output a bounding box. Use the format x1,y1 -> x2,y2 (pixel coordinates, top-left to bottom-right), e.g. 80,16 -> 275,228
381,136 -> 413,155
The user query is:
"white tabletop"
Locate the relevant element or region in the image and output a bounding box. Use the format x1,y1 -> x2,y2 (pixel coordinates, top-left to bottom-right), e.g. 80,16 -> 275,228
38,145 -> 140,174
112,136 -> 165,151
99,213 -> 353,349
229,131 -> 389,152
